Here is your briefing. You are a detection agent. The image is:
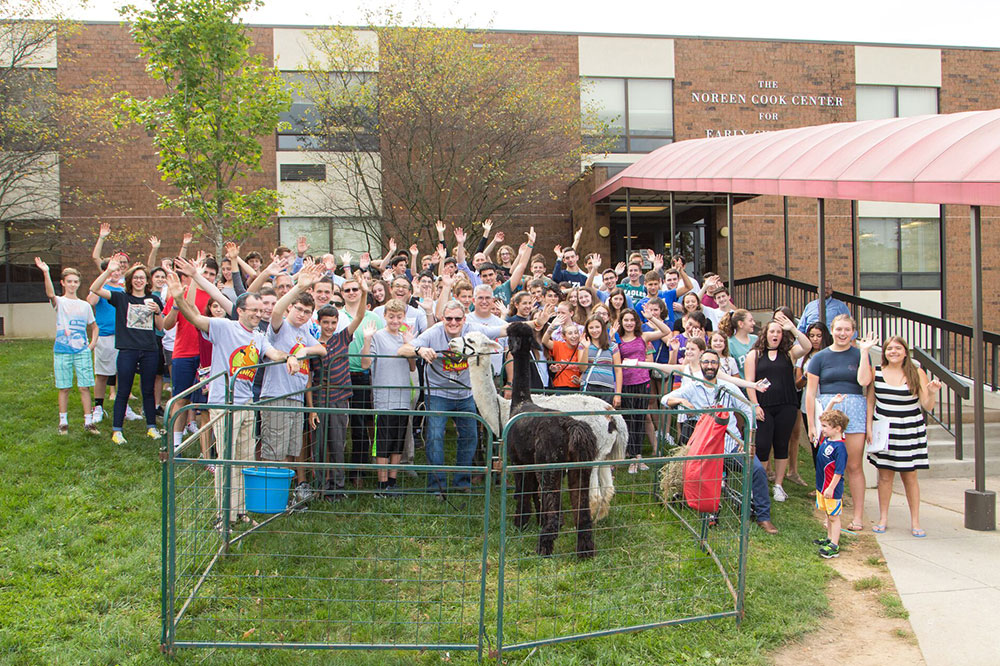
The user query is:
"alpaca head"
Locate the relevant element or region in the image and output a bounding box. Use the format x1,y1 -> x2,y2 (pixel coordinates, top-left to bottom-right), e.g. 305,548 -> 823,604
448,331 -> 502,366
507,322 -> 539,355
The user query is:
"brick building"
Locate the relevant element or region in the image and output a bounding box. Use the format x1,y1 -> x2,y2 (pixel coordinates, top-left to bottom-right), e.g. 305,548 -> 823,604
3,24 -> 998,335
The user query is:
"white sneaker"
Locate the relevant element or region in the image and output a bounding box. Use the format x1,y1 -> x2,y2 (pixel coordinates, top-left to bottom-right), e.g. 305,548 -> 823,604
627,463 -> 638,475
124,405 -> 143,421
773,484 -> 788,502
183,421 -> 199,436
92,405 -> 104,424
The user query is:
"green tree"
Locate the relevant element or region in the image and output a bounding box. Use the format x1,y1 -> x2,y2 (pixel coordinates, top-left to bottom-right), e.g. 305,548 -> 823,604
295,17 -> 611,250
116,0 -> 290,253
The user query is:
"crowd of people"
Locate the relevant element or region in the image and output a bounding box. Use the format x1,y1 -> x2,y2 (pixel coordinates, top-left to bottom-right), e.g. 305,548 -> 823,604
38,221 -> 942,545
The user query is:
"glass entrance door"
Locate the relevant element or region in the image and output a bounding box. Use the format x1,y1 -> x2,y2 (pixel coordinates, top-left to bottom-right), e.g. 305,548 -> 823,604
672,222 -> 706,279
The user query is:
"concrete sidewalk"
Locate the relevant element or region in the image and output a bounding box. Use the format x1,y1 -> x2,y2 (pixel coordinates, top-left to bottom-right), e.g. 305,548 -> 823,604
864,475 -> 1000,666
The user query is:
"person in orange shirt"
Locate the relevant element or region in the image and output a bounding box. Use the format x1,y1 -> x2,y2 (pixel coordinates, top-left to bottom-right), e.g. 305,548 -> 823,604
541,312 -> 583,393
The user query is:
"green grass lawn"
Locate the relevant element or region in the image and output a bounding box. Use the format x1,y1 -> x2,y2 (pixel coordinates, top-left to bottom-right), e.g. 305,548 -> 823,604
0,339 -> 838,665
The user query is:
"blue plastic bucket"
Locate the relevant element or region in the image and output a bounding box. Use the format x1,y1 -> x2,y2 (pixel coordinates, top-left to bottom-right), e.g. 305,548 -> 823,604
242,467 -> 295,514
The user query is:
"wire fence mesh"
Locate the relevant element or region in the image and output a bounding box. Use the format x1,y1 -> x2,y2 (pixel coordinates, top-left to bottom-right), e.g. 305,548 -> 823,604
160,360 -> 753,659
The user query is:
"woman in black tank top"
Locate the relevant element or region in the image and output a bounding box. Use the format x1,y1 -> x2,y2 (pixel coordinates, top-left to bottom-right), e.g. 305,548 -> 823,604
744,313 -> 812,502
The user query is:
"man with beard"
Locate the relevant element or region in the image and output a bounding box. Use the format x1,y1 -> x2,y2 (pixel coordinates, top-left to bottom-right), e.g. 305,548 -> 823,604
663,350 -> 778,534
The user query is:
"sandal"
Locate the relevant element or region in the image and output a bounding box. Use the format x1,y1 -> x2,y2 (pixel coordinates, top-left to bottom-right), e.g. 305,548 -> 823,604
846,521 -> 864,532
872,524 -> 887,534
911,528 -> 927,538
786,473 -> 808,487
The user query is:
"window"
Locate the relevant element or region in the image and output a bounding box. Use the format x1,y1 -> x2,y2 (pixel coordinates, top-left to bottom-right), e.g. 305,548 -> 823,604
856,85 -> 938,121
859,217 -> 940,290
280,164 -> 326,182
581,77 -> 673,153
278,72 -> 378,152
279,217 -> 380,256
0,220 -> 59,303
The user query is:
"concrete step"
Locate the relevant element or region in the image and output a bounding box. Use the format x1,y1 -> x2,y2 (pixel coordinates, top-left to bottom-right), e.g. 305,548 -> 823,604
923,421 -> 1000,478
920,456 -> 1000,479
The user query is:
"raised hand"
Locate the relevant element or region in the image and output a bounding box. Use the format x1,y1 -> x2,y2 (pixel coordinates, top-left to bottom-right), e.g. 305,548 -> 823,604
858,332 -> 880,352
614,261 -> 626,275
296,263 -> 323,290
362,320 -> 378,340
340,251 -> 352,266
590,253 -> 602,271
435,220 -> 446,236
453,227 -> 466,245
673,256 -> 686,270
774,311 -> 795,331
828,393 -> 845,406
482,218 -> 493,234
166,272 -> 183,298
573,228 -> 583,243
387,237 -> 397,255
106,256 -> 122,274
653,254 -> 665,271
173,256 -> 196,277
553,244 -> 563,259
149,235 -> 160,249
296,235 -> 308,255
224,241 -> 240,261
927,378 -> 943,393
322,253 -> 337,271
526,226 -> 536,245
98,222 -> 111,238
495,231 -> 505,244
401,327 -> 415,344
34,256 -> 50,273
409,244 -> 419,258
181,232 -> 193,246
359,252 -> 371,270
194,250 -> 207,270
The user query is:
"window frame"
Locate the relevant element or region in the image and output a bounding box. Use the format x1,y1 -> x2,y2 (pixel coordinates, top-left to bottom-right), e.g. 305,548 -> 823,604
276,71 -> 379,152
0,220 -> 60,303
859,216 -> 941,291
855,84 -> 939,121
582,76 -> 674,154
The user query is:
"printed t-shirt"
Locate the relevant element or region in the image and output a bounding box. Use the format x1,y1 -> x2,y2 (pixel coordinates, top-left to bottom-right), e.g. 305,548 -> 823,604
815,438 -> 848,498
53,296 -> 95,354
94,284 -> 123,336
728,334 -> 758,378
205,317 -> 271,405
164,288 -> 212,359
109,290 -> 162,351
341,309 -> 384,372
409,321 -> 505,400
807,346 -> 863,395
261,320 -> 319,402
370,328 -> 412,410
618,281 -> 646,302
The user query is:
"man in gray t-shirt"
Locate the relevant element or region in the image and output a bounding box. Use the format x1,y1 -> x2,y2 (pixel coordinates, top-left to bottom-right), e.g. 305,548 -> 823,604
398,300 -> 507,494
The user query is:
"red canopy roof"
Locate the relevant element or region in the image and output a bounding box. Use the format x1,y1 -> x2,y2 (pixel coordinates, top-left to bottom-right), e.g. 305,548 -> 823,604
591,109 -> 1000,207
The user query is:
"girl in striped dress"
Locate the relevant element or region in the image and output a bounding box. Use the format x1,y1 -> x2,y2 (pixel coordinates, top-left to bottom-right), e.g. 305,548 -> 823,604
860,336 -> 942,537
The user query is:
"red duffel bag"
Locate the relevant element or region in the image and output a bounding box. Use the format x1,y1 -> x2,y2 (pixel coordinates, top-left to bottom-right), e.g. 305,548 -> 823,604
682,410 -> 730,513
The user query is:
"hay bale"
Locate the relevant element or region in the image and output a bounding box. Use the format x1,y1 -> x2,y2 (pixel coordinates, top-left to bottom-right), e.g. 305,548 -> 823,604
658,444 -> 690,508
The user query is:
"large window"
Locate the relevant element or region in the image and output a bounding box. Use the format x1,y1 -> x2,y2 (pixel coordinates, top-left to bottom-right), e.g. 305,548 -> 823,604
859,217 -> 940,290
278,72 -> 378,152
856,85 -> 938,121
279,217 -> 379,256
0,220 -> 59,303
581,77 -> 673,153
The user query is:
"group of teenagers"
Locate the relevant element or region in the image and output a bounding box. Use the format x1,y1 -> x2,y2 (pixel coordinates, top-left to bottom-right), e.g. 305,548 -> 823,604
38,222 -> 942,541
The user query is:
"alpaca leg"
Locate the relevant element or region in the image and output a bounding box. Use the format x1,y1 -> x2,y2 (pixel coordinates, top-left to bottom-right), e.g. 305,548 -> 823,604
599,465 -> 615,520
528,471 -> 541,525
589,466 -> 603,521
513,472 -> 529,530
537,470 -> 562,556
572,467 -> 595,558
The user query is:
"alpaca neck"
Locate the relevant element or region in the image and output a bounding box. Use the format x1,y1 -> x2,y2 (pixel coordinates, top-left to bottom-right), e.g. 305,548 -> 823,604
510,345 -> 535,407
468,355 -> 505,435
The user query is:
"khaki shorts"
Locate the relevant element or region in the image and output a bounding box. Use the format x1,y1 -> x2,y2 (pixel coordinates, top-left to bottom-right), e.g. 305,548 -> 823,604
93,335 -> 118,376
260,398 -> 305,460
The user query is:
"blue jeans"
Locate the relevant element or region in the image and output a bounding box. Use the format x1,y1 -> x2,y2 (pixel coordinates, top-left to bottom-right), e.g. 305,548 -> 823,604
424,394 -> 479,491
113,348 -> 158,429
726,456 -> 772,523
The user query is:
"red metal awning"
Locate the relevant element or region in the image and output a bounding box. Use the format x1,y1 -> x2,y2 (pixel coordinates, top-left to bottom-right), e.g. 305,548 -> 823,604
591,109 -> 1000,207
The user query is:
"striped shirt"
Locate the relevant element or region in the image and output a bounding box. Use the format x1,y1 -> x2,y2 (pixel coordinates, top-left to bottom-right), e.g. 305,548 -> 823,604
312,328 -> 353,405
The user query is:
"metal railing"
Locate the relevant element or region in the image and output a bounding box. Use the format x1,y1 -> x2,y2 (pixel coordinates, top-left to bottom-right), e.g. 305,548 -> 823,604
159,357 -> 754,658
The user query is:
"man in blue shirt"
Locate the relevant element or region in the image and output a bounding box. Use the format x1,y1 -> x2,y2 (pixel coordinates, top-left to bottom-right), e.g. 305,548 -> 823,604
797,281 -> 851,332
663,350 -> 777,534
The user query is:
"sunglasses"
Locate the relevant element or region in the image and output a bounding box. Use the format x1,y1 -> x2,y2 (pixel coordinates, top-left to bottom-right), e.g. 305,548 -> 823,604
444,316 -> 464,322
342,287 -> 360,293
332,301 -> 344,307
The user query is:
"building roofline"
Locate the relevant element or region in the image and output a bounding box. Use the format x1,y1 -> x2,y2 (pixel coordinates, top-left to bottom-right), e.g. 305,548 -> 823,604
76,20 -> 1000,52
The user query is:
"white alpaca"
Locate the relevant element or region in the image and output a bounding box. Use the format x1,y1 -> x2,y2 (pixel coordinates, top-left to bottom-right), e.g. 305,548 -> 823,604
449,332 -> 627,520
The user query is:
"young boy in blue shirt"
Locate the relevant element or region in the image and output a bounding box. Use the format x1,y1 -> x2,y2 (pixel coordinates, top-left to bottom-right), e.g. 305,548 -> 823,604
815,394 -> 849,558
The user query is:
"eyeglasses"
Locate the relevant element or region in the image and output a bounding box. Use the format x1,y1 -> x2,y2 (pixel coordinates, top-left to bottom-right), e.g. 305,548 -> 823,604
701,360 -> 720,366
332,301 -> 344,307
342,287 -> 359,293
444,316 -> 464,322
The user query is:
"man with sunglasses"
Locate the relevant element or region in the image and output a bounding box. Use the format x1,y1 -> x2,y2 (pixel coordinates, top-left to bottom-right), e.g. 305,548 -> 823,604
398,302 -> 509,497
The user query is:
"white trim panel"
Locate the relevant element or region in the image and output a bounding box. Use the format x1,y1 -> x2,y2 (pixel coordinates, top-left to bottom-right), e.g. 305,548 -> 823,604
578,36 -> 674,78
855,46 -> 941,87
857,200 -> 940,218
274,28 -> 377,72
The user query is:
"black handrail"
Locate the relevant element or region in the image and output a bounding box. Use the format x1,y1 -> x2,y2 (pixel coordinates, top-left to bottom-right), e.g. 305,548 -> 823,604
914,346 -> 968,461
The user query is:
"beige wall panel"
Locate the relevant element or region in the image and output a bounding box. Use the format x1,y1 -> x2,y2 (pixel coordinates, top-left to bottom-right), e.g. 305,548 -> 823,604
579,36 -> 674,78
855,46 -> 941,86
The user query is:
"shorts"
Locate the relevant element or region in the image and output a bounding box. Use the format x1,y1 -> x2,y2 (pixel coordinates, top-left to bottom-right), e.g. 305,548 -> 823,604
172,355 -> 206,403
815,491 -> 842,516
260,398 -> 305,460
373,413 -> 407,458
93,335 -> 118,376
54,352 -> 95,389
820,393 -> 867,434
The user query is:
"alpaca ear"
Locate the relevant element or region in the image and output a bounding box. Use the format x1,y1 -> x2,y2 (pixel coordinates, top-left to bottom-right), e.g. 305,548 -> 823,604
489,341 -> 503,353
